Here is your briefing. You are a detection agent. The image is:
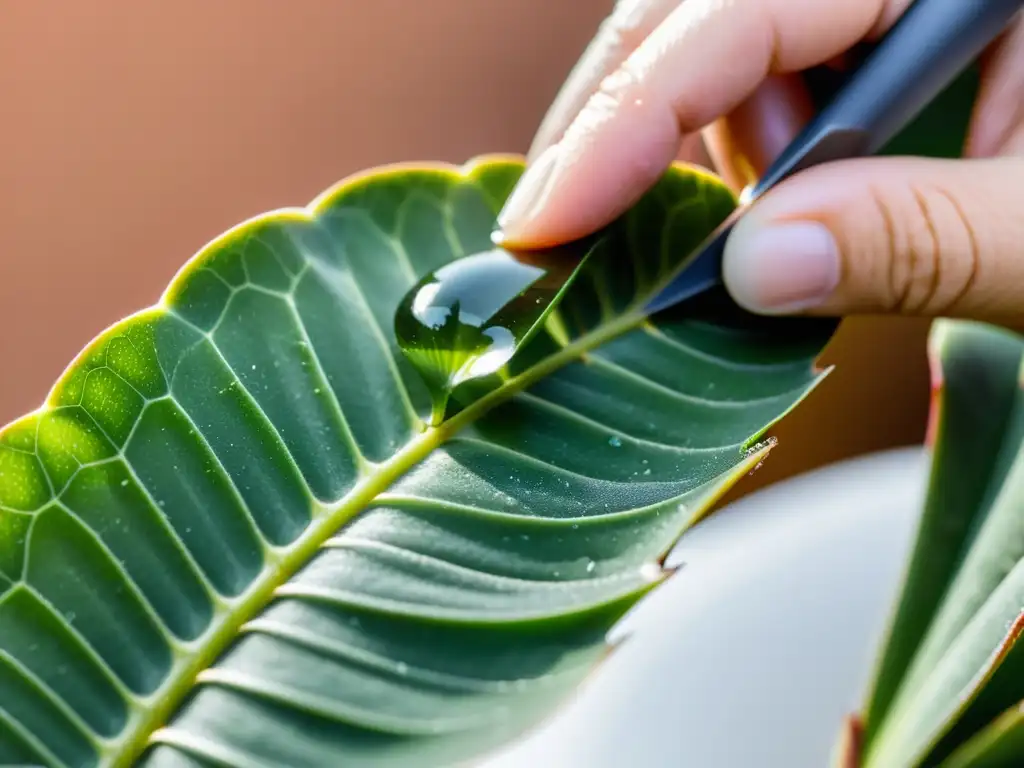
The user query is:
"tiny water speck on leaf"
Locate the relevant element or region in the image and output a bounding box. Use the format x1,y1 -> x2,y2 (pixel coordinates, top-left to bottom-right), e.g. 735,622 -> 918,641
608,435 -> 622,447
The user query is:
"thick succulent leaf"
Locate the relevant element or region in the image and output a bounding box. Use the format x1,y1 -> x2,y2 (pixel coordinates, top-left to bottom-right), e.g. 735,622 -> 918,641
0,155 -> 832,768
859,321 -> 1024,768
861,323 -> 1024,739
944,703 -> 1024,768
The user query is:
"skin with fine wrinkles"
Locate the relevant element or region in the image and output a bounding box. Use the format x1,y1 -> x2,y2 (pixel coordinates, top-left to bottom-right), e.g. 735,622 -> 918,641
497,0 -> 1024,328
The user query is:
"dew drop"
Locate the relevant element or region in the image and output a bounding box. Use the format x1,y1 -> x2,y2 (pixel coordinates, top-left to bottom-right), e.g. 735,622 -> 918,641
608,435 -> 622,448
640,562 -> 663,581
394,241 -> 596,425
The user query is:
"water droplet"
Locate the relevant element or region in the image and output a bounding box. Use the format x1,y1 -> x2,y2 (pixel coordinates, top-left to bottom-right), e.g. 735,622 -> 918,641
586,560 -> 596,573
120,479 -> 129,487
640,563 -> 663,581
396,662 -> 409,675
394,242 -> 595,425
608,435 -> 622,448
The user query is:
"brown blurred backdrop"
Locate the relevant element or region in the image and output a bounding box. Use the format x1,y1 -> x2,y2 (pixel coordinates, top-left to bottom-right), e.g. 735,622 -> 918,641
0,1 -> 930,496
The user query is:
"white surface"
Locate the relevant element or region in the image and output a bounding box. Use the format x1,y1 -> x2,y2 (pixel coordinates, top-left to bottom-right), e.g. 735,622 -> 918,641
482,446 -> 929,768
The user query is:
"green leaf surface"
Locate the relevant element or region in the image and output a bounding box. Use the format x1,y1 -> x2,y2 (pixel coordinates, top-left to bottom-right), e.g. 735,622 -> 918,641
944,704 -> 1024,768
0,155 -> 833,768
859,321 -> 1024,768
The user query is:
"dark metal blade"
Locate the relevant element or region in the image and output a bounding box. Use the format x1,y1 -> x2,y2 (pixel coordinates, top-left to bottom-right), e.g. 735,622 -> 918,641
644,208 -> 742,315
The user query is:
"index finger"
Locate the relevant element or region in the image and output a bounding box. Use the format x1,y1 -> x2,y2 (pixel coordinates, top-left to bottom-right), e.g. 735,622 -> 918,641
495,0 -> 913,248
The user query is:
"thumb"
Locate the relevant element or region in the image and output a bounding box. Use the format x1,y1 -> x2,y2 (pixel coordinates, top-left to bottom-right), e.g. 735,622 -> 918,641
721,156 -> 1024,327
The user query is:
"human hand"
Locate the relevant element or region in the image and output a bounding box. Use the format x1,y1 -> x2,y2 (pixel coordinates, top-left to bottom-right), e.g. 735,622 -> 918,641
493,0 -> 1024,327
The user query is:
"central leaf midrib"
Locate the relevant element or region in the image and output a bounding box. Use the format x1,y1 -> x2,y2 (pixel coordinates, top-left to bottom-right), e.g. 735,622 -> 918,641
113,306 -> 647,767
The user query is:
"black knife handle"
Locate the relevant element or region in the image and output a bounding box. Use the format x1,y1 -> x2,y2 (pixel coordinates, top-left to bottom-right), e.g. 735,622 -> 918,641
749,0 -> 1023,199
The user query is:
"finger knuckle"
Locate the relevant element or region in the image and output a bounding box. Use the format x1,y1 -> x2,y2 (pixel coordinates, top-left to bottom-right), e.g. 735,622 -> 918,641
874,181 -> 978,317
926,184 -> 981,317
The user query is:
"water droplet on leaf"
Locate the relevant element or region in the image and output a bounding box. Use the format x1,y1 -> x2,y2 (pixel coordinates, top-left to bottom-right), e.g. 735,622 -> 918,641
394,242 -> 595,425
608,435 -> 622,447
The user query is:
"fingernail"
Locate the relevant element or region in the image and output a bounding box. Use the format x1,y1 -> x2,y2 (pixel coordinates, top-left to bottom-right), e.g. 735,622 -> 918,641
492,144 -> 562,244
723,220 -> 841,313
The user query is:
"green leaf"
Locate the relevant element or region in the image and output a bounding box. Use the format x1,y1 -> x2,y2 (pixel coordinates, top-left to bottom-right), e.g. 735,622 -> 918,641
944,704 -> 1024,768
858,320 -> 1024,768
0,155 -> 832,768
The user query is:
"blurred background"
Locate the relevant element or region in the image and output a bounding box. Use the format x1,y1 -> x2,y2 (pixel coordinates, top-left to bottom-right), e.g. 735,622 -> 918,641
0,0 -> 931,498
